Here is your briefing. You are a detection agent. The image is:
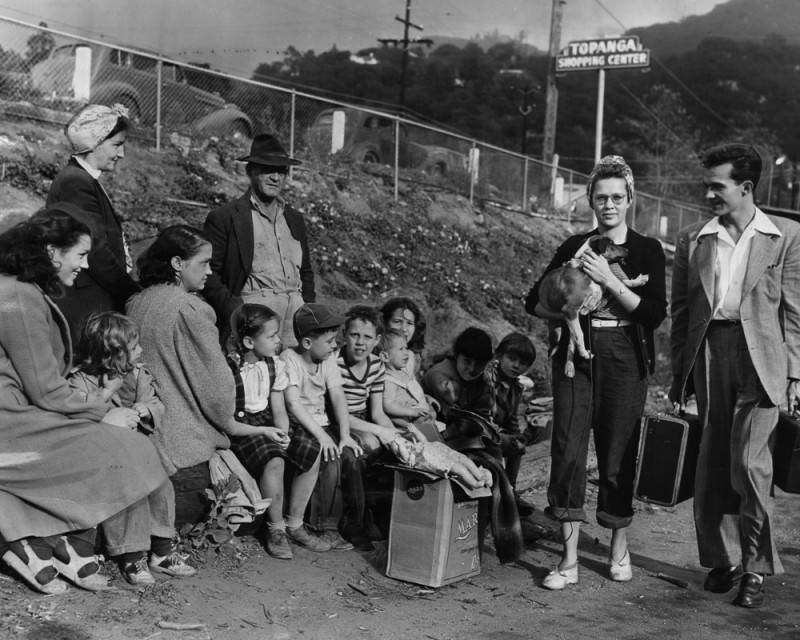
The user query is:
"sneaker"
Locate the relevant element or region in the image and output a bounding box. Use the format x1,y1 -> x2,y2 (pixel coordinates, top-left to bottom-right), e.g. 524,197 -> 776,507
265,529 -> 293,560
285,525 -> 332,552
121,557 -> 156,586
149,551 -> 197,577
2,540 -> 68,595
609,550 -> 632,582
320,530 -> 355,551
542,563 -> 579,590
52,536 -> 109,591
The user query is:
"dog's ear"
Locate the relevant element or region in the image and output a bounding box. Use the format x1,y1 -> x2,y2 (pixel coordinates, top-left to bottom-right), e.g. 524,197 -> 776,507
589,236 -> 611,253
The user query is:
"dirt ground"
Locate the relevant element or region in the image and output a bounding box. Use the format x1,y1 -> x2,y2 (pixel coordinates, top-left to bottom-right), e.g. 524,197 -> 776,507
2,434 -> 799,640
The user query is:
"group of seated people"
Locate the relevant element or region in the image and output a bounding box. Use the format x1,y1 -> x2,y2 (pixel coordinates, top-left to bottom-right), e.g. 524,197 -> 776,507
0,213 -> 539,594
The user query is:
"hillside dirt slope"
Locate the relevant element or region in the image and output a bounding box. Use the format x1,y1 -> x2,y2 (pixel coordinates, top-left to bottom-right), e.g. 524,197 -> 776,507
1,116 -> 799,640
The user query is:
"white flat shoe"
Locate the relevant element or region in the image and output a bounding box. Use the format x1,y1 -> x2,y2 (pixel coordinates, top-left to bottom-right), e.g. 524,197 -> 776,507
609,550 -> 632,582
542,563 -> 579,590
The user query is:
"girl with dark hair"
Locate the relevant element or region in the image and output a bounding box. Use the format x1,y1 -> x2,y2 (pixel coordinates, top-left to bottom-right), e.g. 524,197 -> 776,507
526,155 -> 666,589
226,303 -> 328,560
0,209 -> 188,593
46,103 -> 140,346
380,296 -> 426,376
127,226 -> 283,525
422,326 -> 495,424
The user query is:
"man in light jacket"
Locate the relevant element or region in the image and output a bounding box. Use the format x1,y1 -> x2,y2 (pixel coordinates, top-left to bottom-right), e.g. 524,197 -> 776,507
670,143 -> 800,608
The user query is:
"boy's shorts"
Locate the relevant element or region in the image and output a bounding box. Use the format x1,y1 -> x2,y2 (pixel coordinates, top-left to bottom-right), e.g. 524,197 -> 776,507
230,409 -> 322,477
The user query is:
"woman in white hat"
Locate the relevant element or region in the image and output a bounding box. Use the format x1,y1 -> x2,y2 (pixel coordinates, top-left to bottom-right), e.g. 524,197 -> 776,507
46,103 -> 140,346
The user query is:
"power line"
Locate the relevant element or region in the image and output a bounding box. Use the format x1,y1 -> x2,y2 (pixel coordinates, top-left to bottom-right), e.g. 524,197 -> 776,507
613,80 -> 693,146
591,0 -> 736,132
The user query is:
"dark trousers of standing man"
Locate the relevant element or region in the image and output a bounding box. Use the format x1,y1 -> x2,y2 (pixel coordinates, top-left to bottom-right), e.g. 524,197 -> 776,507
693,321 -> 783,575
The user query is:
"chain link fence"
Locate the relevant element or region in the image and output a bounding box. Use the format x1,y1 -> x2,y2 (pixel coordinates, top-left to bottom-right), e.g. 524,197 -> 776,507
0,16 -> 707,245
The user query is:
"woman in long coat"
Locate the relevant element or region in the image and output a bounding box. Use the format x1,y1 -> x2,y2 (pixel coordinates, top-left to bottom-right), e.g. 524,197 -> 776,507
46,103 -> 140,346
0,208 -> 188,593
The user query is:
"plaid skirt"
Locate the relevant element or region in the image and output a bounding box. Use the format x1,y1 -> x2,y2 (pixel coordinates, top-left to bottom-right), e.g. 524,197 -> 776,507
230,409 -> 322,476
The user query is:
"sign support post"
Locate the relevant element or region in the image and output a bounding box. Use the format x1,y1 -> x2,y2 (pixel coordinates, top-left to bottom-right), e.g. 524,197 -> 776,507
595,68 -> 605,164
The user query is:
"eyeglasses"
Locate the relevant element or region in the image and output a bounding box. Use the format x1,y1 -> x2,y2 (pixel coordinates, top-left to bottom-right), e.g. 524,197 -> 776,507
593,194 -> 627,206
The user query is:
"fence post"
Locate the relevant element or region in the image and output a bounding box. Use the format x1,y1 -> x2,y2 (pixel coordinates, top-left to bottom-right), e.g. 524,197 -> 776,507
394,118 -> 400,203
289,89 -> 296,179
566,170 -> 572,225
155,60 -> 162,151
522,157 -> 529,213
677,205 -> 684,234
657,198 -> 662,239
469,141 -> 477,209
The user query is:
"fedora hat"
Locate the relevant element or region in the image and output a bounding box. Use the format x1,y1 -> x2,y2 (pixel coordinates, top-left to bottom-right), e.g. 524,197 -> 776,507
238,133 -> 300,166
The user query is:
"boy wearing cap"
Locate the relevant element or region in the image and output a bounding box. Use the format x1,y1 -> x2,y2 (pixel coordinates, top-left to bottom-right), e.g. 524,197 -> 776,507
203,133 -> 315,347
280,303 -> 363,550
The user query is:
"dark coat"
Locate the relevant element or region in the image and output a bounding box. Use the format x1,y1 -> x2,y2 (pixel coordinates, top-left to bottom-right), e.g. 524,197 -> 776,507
46,159 -> 140,344
202,191 -> 315,330
525,228 -> 667,377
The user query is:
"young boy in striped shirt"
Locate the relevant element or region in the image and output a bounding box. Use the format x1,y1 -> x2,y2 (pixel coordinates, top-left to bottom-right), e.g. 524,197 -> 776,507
336,305 -> 402,548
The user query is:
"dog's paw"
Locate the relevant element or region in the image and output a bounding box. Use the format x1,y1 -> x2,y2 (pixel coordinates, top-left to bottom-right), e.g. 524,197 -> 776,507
623,273 -> 650,288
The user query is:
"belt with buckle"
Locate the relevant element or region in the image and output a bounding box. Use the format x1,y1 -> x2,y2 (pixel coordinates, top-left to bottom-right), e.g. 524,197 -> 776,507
590,319 -> 633,328
709,319 -> 741,327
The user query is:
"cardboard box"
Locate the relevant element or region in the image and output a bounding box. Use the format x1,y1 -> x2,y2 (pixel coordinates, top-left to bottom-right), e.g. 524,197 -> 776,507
385,467 -> 491,588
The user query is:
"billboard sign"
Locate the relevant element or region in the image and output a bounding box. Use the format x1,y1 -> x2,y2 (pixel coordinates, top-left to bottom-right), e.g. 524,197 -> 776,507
556,36 -> 650,72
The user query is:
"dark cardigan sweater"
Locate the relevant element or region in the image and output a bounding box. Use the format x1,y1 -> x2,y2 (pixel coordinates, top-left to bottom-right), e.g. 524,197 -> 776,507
525,228 -> 667,376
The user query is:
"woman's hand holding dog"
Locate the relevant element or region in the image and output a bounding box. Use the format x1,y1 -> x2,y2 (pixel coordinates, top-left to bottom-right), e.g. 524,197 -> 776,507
580,248 -> 617,289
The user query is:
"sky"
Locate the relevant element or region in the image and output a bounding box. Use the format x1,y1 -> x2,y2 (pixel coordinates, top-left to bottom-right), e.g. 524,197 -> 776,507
0,0 -> 726,76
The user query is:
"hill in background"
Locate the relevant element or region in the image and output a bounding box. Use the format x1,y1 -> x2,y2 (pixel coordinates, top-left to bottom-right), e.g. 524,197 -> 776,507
630,0 -> 800,56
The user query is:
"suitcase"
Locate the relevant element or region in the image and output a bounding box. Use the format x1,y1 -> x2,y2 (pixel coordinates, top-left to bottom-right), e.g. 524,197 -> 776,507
633,413 -> 701,507
774,410 -> 800,494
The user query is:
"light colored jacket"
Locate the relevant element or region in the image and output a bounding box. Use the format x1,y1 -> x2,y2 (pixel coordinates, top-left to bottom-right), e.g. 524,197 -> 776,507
0,275 -> 166,540
670,209 -> 800,406
127,284 -> 235,475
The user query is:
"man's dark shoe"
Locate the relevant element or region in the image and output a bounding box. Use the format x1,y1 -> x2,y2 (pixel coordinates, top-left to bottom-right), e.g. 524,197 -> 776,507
341,526 -> 375,551
515,498 -> 536,517
704,566 -> 742,593
733,573 -> 764,608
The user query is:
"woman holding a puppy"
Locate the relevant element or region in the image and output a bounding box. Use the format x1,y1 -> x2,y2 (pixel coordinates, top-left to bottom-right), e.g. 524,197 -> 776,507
525,156 -> 666,589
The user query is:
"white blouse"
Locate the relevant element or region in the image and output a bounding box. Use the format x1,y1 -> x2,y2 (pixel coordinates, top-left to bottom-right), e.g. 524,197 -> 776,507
240,357 -> 289,413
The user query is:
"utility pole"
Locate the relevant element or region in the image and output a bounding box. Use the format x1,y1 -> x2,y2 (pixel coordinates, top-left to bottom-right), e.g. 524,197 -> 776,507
377,0 -> 432,107
542,0 -> 565,169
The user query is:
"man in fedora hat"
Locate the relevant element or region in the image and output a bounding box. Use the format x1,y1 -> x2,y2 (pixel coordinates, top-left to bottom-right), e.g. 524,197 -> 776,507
203,133 -> 315,347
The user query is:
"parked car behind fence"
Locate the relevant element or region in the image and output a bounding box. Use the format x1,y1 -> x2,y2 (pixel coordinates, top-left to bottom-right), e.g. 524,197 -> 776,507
307,107 -> 467,178
30,43 -> 252,140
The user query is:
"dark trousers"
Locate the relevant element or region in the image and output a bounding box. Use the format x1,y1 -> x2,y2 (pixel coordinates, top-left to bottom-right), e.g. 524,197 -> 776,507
693,322 -> 783,575
306,425 -> 365,531
547,326 -> 647,529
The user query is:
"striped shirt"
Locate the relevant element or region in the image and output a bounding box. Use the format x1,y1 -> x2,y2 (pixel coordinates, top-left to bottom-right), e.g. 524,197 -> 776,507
337,352 -> 386,415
